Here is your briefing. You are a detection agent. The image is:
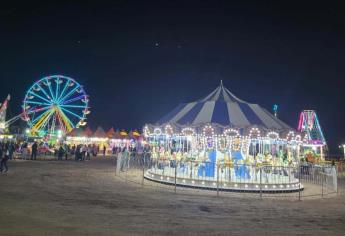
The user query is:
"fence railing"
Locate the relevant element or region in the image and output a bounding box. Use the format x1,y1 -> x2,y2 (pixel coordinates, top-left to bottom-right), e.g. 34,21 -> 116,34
114,153 -> 338,200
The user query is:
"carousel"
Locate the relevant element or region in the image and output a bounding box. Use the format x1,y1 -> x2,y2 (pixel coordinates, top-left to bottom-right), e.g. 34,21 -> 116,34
143,81 -> 303,192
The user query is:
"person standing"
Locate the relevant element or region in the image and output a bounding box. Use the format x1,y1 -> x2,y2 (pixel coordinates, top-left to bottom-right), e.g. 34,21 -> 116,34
86,144 -> 91,160
31,142 -> 38,160
116,147 -> 123,173
8,142 -> 15,160
57,146 -> 64,161
112,145 -> 116,155
21,142 -> 28,160
0,143 -> 3,164
64,144 -> 69,160
75,145 -> 80,161
81,145 -> 87,161
103,145 -> 106,156
0,146 -> 9,173
120,147 -> 129,171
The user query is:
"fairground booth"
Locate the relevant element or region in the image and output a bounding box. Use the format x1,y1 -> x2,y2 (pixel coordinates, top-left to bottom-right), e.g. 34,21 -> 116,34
143,81 -> 304,192
66,127 -> 141,154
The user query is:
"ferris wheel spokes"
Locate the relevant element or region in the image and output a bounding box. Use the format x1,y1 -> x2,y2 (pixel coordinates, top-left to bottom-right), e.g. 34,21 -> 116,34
28,91 -> 52,104
56,79 -> 69,102
61,94 -> 86,105
55,77 -> 63,101
23,75 -> 89,136
36,83 -> 53,101
60,104 -> 88,109
45,78 -> 56,102
60,106 -> 84,120
57,84 -> 80,104
24,100 -> 51,106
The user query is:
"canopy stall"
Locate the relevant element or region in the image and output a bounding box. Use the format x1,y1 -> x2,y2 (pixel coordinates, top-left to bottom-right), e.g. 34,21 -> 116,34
83,127 -> 93,137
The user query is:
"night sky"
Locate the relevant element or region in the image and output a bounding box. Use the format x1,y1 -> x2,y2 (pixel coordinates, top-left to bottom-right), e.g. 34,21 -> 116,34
1,1 -> 345,154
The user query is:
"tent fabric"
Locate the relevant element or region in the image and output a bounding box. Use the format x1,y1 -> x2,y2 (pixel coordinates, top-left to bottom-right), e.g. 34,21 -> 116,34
156,82 -> 291,131
94,126 -> 107,137
68,128 -> 84,137
106,127 -> 116,138
83,127 -> 93,137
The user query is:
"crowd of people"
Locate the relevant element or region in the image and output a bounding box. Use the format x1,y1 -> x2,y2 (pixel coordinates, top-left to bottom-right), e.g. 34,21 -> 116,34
0,138 -> 153,174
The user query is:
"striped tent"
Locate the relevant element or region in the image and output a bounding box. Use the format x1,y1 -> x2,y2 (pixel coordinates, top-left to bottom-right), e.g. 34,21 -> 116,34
156,81 -> 291,131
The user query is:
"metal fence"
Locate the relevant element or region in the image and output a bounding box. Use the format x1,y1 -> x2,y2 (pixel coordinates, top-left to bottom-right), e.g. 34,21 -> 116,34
114,152 -> 338,200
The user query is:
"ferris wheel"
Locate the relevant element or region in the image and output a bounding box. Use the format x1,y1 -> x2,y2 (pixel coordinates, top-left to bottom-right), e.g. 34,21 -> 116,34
23,75 -> 90,137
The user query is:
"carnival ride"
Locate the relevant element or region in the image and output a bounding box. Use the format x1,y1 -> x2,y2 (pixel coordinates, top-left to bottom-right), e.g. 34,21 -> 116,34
22,75 -> 90,137
143,81 -> 303,192
298,110 -> 326,161
0,95 -> 10,133
298,110 -> 326,145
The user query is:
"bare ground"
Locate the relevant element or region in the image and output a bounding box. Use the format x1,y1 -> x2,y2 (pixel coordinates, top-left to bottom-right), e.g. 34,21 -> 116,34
0,158 -> 344,236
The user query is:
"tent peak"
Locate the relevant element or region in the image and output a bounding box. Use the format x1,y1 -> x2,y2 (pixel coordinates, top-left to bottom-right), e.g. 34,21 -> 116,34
199,81 -> 246,103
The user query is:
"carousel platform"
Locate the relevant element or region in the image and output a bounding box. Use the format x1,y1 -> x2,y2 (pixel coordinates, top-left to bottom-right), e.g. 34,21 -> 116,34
144,169 -> 304,193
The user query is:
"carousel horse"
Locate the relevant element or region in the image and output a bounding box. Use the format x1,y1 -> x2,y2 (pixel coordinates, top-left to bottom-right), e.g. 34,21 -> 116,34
198,150 -> 216,177
232,151 -> 251,179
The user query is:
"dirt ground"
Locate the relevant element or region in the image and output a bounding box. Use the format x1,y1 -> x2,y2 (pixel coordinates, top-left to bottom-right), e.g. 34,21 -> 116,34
0,158 -> 345,236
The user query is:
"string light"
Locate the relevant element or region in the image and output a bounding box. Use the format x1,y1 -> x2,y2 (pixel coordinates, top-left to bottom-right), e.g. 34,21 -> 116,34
249,127 -> 261,139
153,128 -> 162,136
223,128 -> 239,137
181,127 -> 195,136
266,131 -> 279,140
164,124 -> 173,136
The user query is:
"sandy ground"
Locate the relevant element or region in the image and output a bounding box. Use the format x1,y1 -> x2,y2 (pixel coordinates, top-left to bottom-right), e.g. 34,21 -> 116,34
0,158 -> 345,236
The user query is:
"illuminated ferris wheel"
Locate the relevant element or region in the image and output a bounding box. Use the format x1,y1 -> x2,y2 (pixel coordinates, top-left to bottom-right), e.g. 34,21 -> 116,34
23,75 -> 90,137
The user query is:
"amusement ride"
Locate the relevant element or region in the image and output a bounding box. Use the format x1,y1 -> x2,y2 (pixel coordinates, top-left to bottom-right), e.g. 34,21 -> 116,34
1,75 -> 90,139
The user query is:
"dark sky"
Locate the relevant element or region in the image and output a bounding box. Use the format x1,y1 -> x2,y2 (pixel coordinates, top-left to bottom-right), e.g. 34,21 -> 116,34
1,1 -> 345,153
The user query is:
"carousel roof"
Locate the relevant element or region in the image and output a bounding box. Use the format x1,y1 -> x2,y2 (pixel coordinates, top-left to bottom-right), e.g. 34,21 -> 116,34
156,81 -> 291,131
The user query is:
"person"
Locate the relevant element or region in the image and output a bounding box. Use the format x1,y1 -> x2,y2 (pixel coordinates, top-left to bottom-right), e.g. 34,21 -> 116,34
93,144 -> 97,156
21,142 -> 28,160
31,142 -> 38,160
0,146 -> 9,173
63,144 -> 68,160
71,144 -> 76,155
0,143 -> 3,164
86,144 -> 91,160
103,145 -> 106,156
120,147 -> 129,171
8,142 -> 15,160
116,147 -> 123,173
57,146 -> 64,161
81,145 -> 87,161
75,145 -> 80,161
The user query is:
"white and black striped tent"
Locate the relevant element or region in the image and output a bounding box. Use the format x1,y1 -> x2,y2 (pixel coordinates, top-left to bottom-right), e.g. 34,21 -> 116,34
154,81 -> 291,132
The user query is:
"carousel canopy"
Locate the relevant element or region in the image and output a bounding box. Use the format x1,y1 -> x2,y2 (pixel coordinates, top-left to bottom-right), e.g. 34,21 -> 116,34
156,81 -> 291,131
